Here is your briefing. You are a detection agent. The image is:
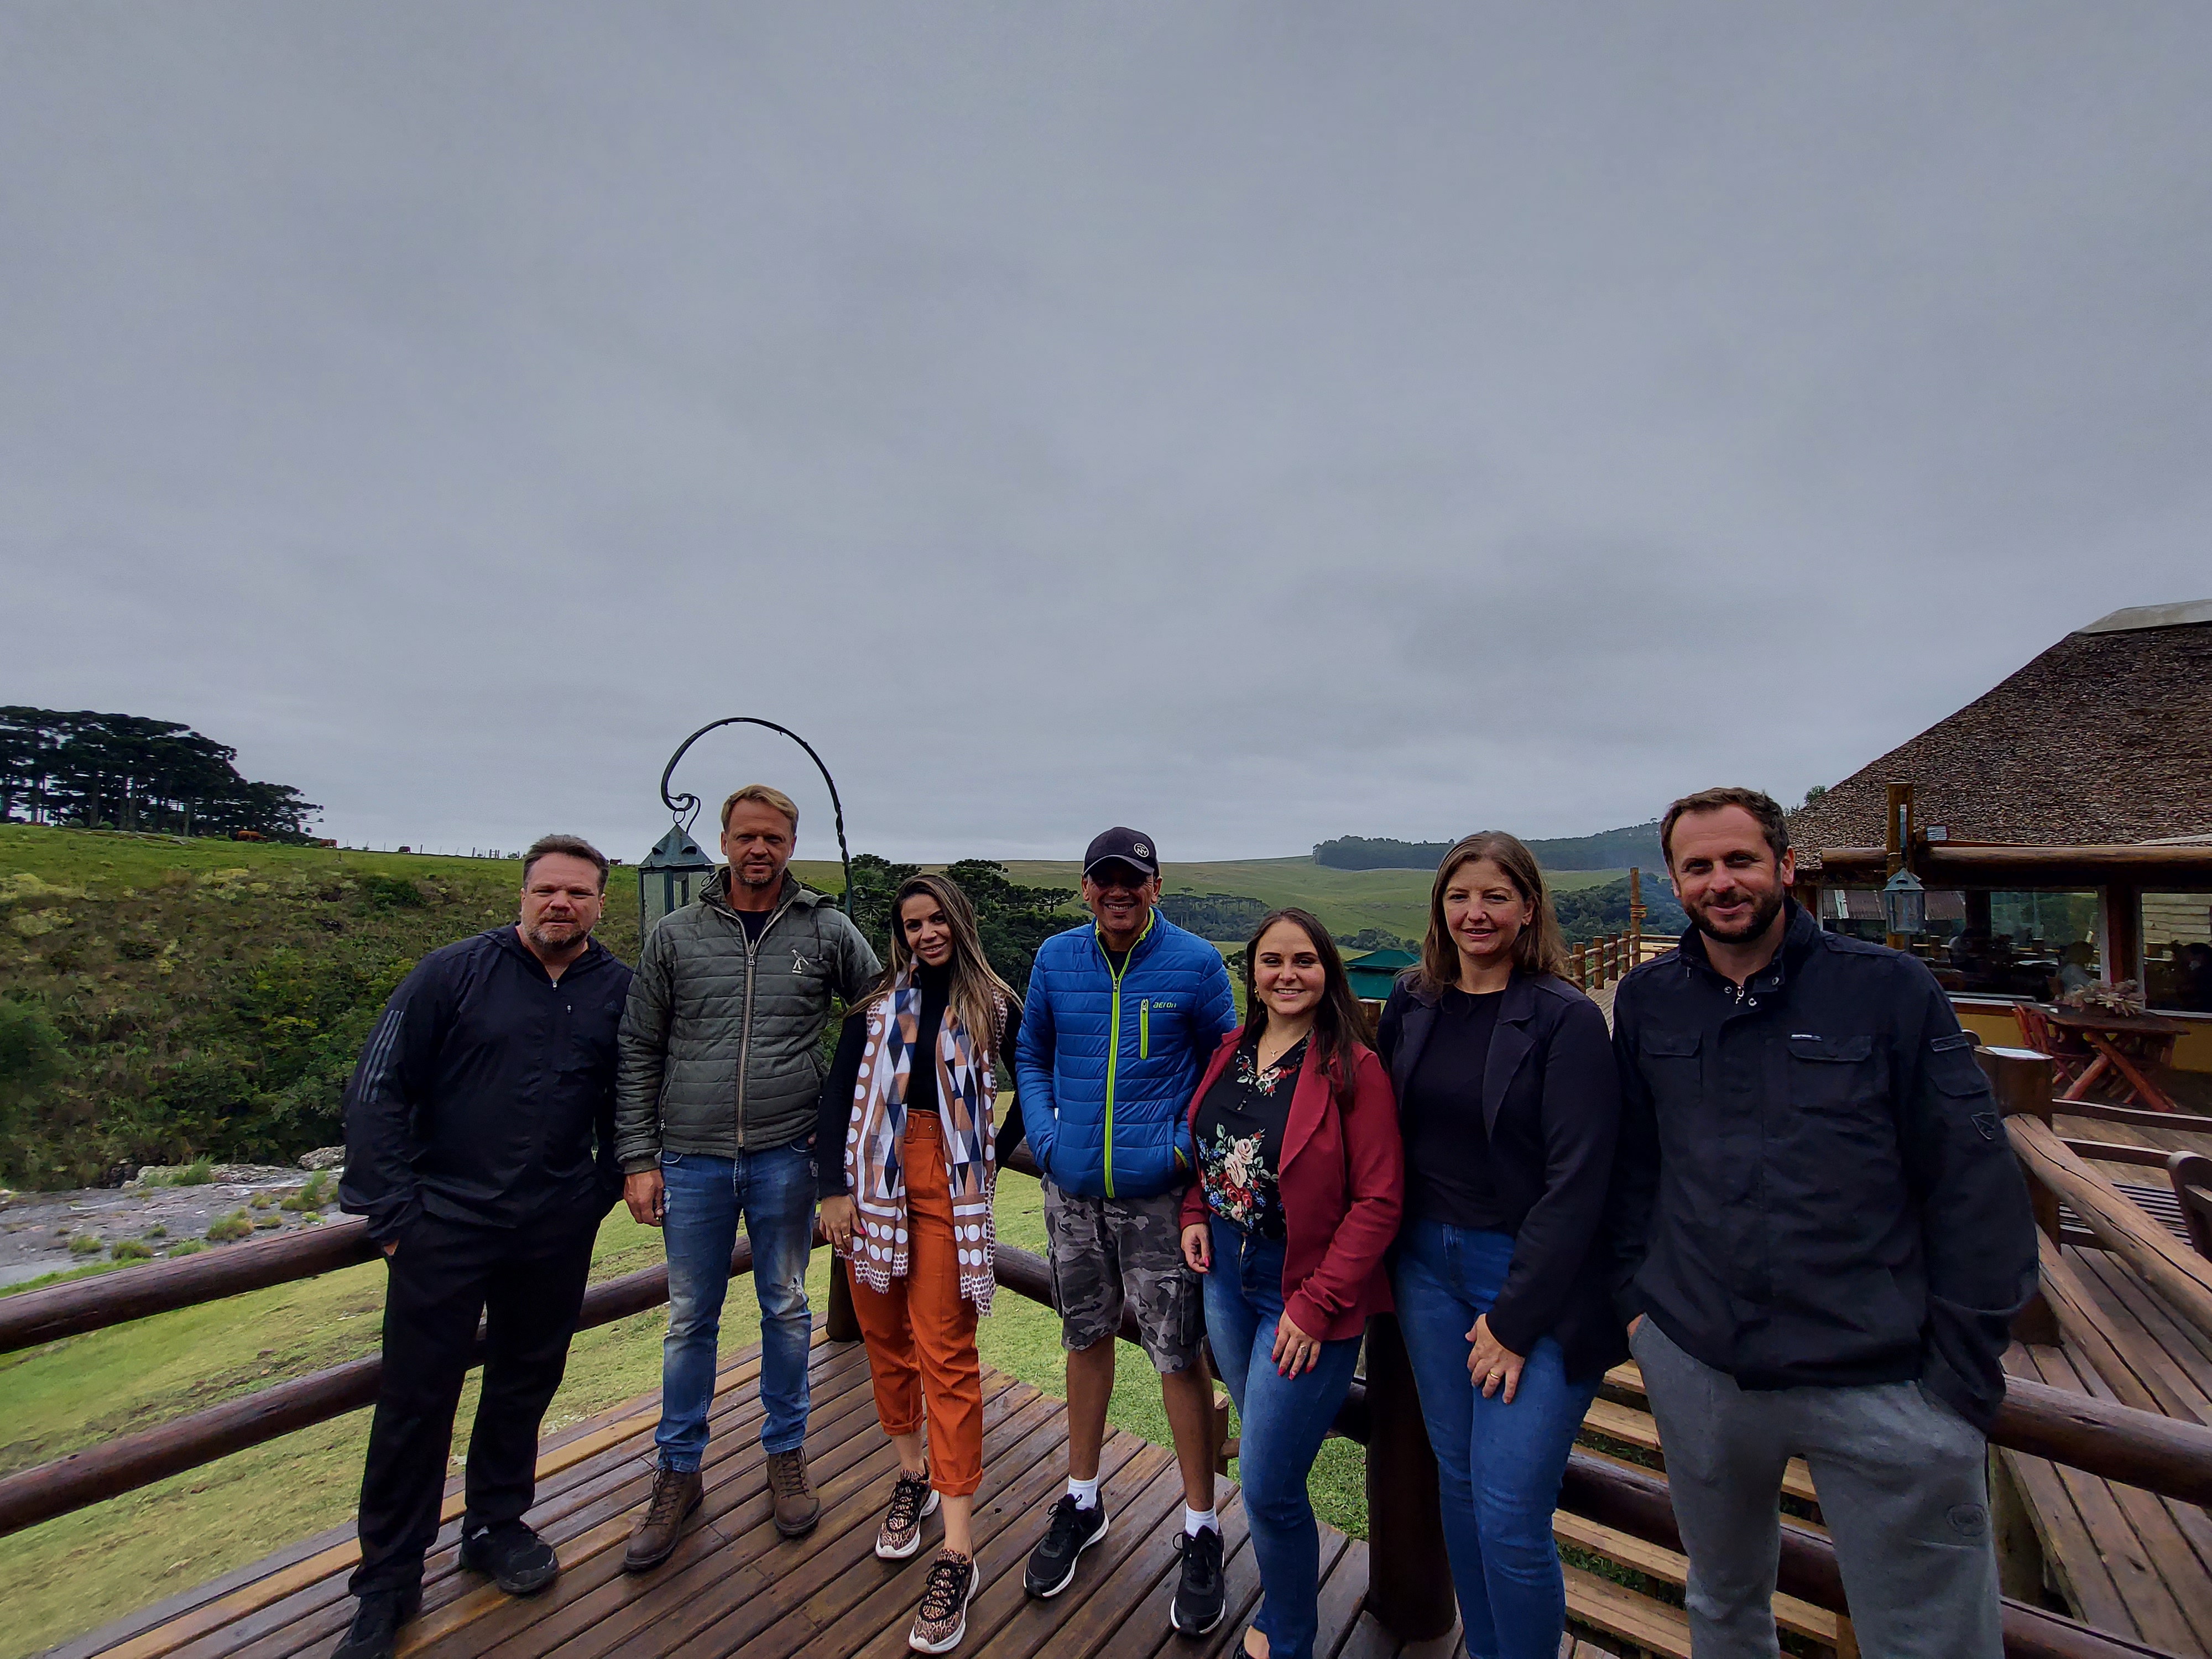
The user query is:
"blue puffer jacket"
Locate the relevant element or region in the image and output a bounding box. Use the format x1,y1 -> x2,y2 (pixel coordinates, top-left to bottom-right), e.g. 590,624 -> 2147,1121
1016,913 -> 1239,1199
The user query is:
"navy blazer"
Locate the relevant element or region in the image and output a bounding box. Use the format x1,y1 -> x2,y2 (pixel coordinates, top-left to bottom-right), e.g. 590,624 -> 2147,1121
1378,969 -> 1626,1382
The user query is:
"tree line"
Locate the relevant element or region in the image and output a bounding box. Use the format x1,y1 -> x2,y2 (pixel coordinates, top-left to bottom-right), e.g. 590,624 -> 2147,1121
1313,821 -> 1667,873
0,707 -> 321,840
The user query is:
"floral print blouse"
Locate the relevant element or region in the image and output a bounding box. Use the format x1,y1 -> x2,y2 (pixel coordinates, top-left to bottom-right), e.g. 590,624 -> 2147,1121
1194,1032 -> 1307,1239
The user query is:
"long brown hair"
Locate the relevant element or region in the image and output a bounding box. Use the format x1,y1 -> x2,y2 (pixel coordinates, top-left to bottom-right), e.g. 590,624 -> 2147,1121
1243,907 -> 1373,1078
864,872 -> 1022,1063
1410,832 -> 1570,995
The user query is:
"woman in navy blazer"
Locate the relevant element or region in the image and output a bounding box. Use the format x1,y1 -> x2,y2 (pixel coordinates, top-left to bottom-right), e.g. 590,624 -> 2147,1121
1376,833 -> 1623,1659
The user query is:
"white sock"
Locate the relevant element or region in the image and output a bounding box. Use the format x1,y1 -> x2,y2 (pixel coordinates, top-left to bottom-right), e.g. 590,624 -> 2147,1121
1068,1475 -> 1100,1511
1185,1505 -> 1218,1537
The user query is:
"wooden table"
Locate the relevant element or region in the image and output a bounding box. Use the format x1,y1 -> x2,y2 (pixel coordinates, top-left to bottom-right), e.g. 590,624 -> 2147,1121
2046,1006 -> 2188,1112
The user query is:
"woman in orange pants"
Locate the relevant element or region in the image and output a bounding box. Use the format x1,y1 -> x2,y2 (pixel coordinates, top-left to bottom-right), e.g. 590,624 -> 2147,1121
818,872 -> 1022,1655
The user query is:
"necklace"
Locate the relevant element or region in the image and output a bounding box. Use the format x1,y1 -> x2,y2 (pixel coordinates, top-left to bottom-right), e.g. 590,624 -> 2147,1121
1256,1025 -> 1311,1073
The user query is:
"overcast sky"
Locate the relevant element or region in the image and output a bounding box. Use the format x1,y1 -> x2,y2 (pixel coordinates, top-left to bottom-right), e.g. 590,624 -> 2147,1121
6,6 -> 2208,864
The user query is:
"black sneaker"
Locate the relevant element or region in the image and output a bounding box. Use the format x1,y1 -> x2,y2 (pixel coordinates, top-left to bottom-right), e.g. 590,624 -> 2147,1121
1170,1525 -> 1226,1636
334,1586 -> 421,1659
458,1520 -> 561,1595
1023,1493 -> 1108,1598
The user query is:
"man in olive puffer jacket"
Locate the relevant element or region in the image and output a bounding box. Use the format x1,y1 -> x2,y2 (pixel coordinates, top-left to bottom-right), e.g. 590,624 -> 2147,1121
614,784 -> 879,1567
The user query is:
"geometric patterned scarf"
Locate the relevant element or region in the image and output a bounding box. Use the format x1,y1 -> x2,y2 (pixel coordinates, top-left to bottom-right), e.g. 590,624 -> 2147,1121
841,970 -> 999,1312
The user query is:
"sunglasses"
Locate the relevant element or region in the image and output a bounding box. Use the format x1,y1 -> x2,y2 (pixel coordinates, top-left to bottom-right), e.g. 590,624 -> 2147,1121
1087,863 -> 1152,891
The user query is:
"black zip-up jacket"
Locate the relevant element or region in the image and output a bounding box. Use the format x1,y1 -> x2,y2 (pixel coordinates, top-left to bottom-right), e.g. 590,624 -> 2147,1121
1608,901 -> 2037,1431
340,927 -> 633,1244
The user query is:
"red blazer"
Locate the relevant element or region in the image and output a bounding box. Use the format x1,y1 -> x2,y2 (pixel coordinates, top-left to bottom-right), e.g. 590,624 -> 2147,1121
1180,1027 -> 1405,1343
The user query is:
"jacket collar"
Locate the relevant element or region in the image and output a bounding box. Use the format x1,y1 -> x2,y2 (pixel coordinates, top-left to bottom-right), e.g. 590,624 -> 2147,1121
702,865 -> 817,920
1390,969 -> 1539,1135
1092,909 -> 1158,967
1676,898 -> 1817,999
489,925 -> 611,984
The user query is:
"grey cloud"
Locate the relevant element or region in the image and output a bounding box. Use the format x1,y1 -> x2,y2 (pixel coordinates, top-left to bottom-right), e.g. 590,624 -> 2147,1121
4,4 -> 2208,864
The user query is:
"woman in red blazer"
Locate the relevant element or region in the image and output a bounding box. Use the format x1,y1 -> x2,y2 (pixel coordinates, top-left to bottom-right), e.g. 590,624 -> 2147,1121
1178,907 -> 1404,1659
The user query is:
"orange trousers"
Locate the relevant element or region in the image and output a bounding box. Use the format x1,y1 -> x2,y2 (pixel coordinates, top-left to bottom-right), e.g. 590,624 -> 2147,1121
847,1112 -> 984,1496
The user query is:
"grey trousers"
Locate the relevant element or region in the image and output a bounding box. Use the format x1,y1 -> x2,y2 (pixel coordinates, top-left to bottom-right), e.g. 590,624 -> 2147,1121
1630,1318 -> 2004,1659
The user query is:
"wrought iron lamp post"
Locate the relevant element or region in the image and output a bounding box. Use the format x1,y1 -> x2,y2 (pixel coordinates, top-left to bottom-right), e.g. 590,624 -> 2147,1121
644,717 -> 855,933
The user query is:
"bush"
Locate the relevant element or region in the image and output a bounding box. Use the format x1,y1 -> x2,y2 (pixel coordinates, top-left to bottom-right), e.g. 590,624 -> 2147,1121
205,1209 -> 253,1242
68,1233 -> 103,1255
145,1223 -> 167,1238
280,1169 -> 331,1212
171,1159 -> 215,1186
165,1239 -> 206,1257
109,1238 -> 154,1260
360,875 -> 426,911
249,1192 -> 274,1210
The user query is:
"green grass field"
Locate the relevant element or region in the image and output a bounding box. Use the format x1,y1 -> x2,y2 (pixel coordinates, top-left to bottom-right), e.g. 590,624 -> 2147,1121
897,855 -> 1626,952
0,1167 -> 1364,1658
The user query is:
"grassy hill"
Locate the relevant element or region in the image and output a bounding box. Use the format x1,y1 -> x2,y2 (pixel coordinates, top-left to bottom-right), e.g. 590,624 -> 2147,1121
968,856 -> 1625,953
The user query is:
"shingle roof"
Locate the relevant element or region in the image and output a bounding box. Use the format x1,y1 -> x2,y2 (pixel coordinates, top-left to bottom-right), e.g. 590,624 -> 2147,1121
1788,604 -> 2212,849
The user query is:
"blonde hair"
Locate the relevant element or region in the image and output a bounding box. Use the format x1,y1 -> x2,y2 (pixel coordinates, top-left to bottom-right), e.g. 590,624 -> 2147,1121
719,783 -> 799,833
1411,832 -> 1571,995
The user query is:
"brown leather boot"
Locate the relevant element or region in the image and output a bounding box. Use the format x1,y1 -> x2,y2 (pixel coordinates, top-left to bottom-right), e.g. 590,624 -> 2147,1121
623,1467 -> 702,1573
766,1447 -> 820,1537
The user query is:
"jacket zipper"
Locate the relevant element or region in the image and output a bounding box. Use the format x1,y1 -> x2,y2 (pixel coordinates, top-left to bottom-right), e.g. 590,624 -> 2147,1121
1140,999 -> 1150,1060
1097,915 -> 1154,1199
1104,951 -> 1125,1197
733,888 -> 799,1150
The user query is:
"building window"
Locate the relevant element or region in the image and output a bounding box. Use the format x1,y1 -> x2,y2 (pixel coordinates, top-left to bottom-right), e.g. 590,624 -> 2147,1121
1822,887 -> 2100,999
2144,893 -> 2212,1014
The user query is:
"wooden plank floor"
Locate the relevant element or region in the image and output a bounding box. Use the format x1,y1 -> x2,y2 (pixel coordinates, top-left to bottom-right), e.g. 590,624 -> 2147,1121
54,1323 -> 1439,1659
2001,1227 -> 2212,1656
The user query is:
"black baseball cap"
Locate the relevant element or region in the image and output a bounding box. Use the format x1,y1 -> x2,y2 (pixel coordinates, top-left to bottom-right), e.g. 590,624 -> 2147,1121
1083,826 -> 1159,881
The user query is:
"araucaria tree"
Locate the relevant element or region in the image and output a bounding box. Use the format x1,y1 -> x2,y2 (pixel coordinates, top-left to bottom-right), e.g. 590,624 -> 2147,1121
0,707 -> 320,839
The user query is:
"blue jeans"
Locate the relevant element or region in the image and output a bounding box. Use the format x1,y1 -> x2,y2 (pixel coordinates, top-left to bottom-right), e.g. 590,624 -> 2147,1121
1202,1218 -> 1363,1659
1392,1220 -> 1599,1659
656,1142 -> 816,1469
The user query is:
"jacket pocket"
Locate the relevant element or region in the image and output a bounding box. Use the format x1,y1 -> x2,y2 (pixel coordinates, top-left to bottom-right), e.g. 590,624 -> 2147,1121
1786,1034 -> 1888,1114
1927,1029 -> 1992,1099
1638,1030 -> 1702,1112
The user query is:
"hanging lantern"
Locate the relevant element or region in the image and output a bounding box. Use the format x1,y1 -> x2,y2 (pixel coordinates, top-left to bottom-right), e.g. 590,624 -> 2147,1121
636,825 -> 718,940
1880,867 -> 1927,937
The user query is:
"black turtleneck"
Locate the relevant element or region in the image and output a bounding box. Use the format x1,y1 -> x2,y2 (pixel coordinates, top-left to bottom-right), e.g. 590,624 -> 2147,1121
813,961 -> 1022,1197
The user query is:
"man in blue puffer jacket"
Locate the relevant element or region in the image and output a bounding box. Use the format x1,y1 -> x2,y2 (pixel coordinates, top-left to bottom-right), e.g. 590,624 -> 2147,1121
1015,827 -> 1239,1635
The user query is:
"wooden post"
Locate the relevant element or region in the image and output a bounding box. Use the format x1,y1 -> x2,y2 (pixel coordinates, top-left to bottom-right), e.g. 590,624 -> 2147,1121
1363,1313 -> 1458,1641
1982,1044 -> 2062,1344
1629,867 -> 1644,963
826,1252 -> 861,1342
1571,941 -> 1587,990
2099,885 -> 2143,989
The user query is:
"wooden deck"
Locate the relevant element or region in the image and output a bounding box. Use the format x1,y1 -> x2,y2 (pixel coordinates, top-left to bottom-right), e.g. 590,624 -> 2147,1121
1991,1117 -> 2212,1657
49,1325 -> 1447,1659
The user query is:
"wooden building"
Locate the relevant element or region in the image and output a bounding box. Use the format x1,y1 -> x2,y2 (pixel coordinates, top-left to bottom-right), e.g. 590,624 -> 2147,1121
1788,599 -> 2212,1070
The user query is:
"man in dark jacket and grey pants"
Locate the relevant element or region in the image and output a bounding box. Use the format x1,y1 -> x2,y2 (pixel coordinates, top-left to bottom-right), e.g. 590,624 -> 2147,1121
336,836 -> 632,1659
1610,787 -> 2036,1659
614,784 -> 879,1568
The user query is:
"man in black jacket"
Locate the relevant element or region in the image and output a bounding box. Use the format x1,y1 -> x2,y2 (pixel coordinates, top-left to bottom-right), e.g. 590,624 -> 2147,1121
335,835 -> 633,1659
1610,788 -> 2035,1659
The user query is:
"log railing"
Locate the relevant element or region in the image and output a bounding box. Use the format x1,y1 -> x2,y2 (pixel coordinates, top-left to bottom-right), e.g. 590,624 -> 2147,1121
5,1116 -> 2207,1657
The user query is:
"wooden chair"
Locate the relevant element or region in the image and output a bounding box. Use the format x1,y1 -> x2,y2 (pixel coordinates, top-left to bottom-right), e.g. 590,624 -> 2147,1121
2013,1003 -> 2095,1095
2167,1151 -> 2212,1262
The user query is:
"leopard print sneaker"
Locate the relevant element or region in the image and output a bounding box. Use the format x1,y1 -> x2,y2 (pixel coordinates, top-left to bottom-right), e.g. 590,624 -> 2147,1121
875,1467 -> 940,1561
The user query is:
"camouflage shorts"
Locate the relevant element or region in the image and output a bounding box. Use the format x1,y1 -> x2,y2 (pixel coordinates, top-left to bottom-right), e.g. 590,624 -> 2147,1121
1040,1180 -> 1202,1374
